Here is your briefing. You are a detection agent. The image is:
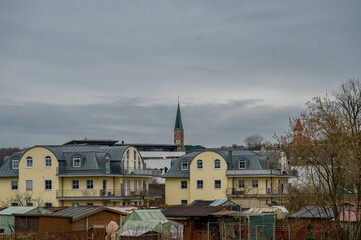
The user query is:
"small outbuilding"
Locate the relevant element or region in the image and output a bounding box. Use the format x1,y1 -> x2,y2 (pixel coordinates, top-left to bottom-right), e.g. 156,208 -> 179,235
0,206 -> 52,234
117,209 -> 183,239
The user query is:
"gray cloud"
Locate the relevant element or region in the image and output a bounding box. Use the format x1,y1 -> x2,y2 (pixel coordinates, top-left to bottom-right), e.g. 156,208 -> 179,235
0,0 -> 360,147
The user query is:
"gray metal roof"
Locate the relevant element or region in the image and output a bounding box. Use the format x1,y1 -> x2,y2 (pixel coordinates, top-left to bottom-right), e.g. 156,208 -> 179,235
54,206 -> 102,219
0,150 -> 26,177
0,145 -> 132,177
162,148 -> 276,178
288,206 -> 335,219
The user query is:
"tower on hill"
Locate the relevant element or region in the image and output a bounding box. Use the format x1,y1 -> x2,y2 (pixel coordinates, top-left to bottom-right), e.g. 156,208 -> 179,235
293,119 -> 304,136
174,99 -> 185,152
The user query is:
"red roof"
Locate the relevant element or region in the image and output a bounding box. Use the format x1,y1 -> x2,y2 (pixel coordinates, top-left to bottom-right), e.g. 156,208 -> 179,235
163,206 -> 226,217
294,119 -> 304,131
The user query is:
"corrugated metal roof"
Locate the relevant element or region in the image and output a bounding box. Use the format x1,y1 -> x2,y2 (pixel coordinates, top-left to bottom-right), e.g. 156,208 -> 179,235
130,209 -> 168,222
288,206 -> 336,219
54,206 -> 101,219
210,199 -> 228,206
0,207 -> 52,215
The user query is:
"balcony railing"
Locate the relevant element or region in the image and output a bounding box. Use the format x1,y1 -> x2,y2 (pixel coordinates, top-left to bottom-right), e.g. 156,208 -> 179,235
57,167 -> 162,177
226,187 -> 288,197
56,188 -> 162,199
226,169 -> 297,177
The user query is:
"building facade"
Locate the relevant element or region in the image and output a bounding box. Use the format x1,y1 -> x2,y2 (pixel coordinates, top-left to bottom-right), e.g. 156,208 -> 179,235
0,141 -> 162,207
163,148 -> 295,205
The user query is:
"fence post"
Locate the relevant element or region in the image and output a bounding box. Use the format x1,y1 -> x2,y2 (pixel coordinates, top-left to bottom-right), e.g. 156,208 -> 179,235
239,222 -> 241,240
288,226 -> 290,240
224,222 -> 227,239
256,225 -> 257,240
207,222 -> 209,240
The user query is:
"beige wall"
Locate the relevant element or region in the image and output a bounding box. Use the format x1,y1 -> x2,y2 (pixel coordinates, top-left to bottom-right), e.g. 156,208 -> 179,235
189,151 -> 228,202
18,147 -> 60,207
165,178 -> 190,205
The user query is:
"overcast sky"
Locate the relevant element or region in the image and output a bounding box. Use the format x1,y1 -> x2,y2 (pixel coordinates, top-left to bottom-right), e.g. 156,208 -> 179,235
1,1 -> 360,148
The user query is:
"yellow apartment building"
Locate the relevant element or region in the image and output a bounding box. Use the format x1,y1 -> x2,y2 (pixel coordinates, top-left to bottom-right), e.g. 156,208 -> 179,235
0,139 -> 161,207
163,148 -> 295,206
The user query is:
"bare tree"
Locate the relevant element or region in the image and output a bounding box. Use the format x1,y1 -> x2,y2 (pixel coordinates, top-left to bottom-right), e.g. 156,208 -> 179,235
244,134 -> 264,150
276,79 -> 361,240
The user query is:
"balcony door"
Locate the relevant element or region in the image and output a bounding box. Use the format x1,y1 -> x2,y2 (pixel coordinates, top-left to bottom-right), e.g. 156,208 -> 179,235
103,180 -> 107,192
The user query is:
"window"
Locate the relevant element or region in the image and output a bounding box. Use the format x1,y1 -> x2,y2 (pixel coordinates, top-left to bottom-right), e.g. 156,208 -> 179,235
73,156 -> 81,167
214,180 -> 221,189
86,202 -> 94,206
197,180 -> 203,189
181,200 -> 188,205
26,180 -> 33,191
12,158 -> 19,169
126,150 -> 129,159
44,180 -> 52,190
214,159 -> 221,169
181,180 -> 187,189
105,161 -> 110,173
252,180 -> 258,188
26,202 -> 33,206
138,158 -> 141,170
11,202 -> 18,206
197,160 -> 203,169
181,161 -> 188,170
26,156 -> 33,168
11,180 -> 18,191
239,160 -> 246,169
44,156 -> 52,167
71,202 -> 79,207
44,202 -> 52,208
238,179 -> 245,189
72,180 -> 79,190
134,150 -> 137,160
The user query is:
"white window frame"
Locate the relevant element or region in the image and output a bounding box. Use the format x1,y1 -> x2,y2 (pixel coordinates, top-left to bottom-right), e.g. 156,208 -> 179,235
180,180 -> 188,189
181,161 -> 188,170
26,180 -> 33,191
44,180 -> 52,191
73,156 -> 81,168
26,156 -> 33,168
196,160 -> 203,170
238,179 -> 245,189
239,160 -> 246,169
252,179 -> 259,189
196,180 -> 203,189
11,180 -> 18,191
12,158 -> 19,169
214,180 -> 221,189
214,159 -> 221,169
44,156 -> 52,168
72,180 -> 80,190
44,202 -> 52,208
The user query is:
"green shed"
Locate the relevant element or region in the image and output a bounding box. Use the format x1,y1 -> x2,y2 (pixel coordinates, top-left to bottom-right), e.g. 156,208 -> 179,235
117,209 -> 183,238
0,207 -> 52,234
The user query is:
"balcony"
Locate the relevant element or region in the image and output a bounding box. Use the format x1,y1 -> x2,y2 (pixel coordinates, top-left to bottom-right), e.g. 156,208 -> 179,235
226,169 -> 297,177
56,188 -> 162,200
57,167 -> 162,177
226,187 -> 288,197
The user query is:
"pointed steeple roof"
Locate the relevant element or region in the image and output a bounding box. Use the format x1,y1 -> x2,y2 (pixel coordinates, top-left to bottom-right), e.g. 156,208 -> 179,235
294,119 -> 304,132
174,99 -> 184,130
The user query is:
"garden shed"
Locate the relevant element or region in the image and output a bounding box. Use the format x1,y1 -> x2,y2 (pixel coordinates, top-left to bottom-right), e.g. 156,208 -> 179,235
0,206 -> 52,234
117,209 -> 183,239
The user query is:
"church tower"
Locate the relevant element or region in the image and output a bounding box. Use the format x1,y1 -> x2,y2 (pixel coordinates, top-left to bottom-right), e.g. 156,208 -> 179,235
174,99 -> 185,152
293,119 -> 304,136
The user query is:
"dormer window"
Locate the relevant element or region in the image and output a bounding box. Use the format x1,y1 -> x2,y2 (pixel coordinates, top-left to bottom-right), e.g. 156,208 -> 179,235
239,160 -> 246,169
12,158 -> 19,169
181,161 -> 188,170
105,155 -> 110,174
197,160 -> 203,169
26,156 -> 33,168
73,156 -> 81,168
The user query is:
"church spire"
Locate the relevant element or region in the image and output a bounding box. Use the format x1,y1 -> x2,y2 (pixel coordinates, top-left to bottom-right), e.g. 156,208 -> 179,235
174,98 -> 184,130
174,98 -> 185,152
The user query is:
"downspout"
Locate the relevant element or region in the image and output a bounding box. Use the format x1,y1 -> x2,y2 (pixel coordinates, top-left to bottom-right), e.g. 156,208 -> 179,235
86,216 -> 88,231
62,177 -> 64,207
